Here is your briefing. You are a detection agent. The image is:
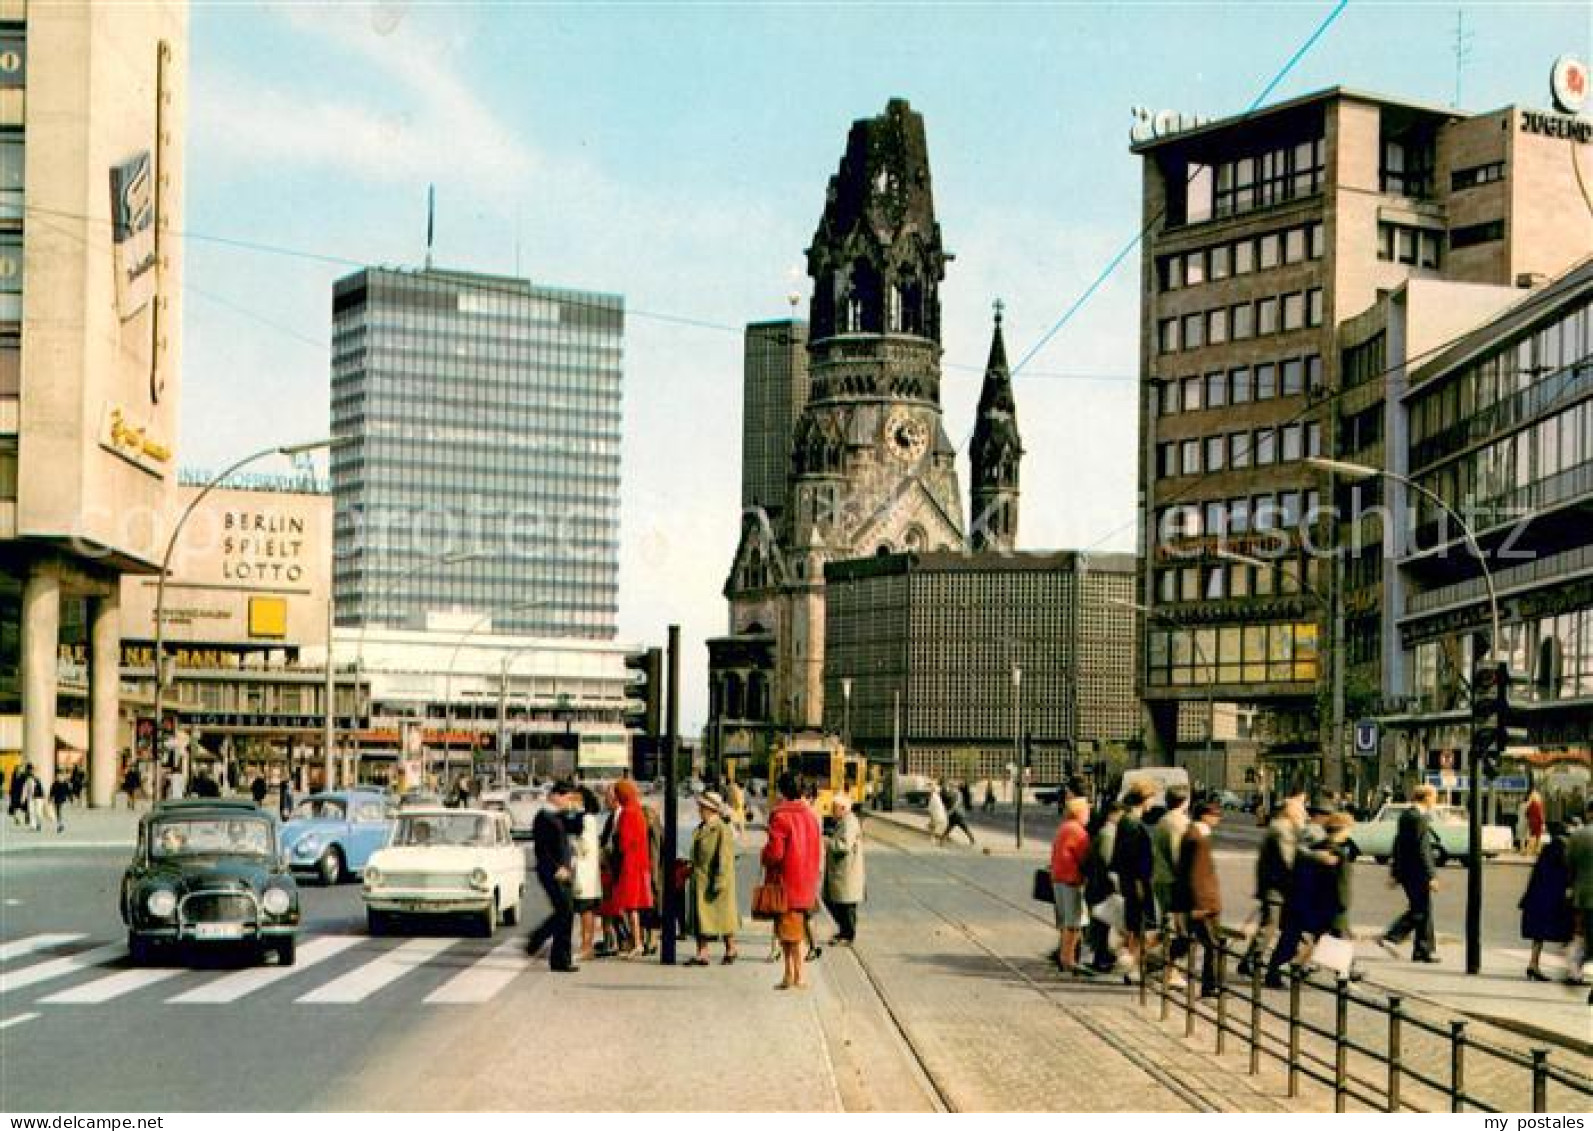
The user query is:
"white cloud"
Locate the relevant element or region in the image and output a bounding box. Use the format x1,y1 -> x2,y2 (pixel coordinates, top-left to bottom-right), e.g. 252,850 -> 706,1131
193,3 -> 534,201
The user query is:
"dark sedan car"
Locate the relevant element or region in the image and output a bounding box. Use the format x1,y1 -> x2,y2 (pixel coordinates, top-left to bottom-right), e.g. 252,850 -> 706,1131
120,799 -> 301,965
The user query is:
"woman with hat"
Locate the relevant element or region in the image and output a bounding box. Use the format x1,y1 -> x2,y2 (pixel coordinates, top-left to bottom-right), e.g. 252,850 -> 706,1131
686,791 -> 740,965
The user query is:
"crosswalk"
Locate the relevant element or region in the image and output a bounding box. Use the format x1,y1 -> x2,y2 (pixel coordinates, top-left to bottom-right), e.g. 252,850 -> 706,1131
0,930 -> 546,1021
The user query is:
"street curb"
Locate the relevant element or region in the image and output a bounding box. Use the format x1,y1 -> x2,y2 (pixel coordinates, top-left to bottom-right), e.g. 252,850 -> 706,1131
1351,970 -> 1593,1058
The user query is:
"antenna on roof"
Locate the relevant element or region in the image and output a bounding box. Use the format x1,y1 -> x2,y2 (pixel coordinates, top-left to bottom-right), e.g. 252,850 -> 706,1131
425,184 -> 435,269
1451,10 -> 1474,109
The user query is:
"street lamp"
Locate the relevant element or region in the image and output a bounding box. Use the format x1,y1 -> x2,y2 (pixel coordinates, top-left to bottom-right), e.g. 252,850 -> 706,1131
152,438 -> 339,802
347,548 -> 494,788
840,676 -> 853,752
1011,661 -> 1023,849
440,600 -> 545,788
1110,596 -> 1216,787
1309,456 -> 1499,976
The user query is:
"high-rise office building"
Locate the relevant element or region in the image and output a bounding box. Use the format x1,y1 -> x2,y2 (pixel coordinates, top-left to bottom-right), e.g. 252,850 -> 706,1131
741,318 -> 809,522
1132,84 -> 1593,794
330,267 -> 624,640
0,1 -> 187,801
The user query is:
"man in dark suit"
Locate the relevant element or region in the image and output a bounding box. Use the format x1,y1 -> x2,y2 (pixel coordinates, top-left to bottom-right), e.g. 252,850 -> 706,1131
1379,784 -> 1441,963
526,781 -> 581,972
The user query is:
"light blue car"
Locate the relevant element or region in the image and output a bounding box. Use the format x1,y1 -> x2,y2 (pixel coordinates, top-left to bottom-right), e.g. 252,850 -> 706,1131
280,790 -> 395,885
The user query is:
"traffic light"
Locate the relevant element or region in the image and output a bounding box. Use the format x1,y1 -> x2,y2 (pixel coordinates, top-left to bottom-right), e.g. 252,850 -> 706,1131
624,647 -> 663,737
1470,661 -> 1526,781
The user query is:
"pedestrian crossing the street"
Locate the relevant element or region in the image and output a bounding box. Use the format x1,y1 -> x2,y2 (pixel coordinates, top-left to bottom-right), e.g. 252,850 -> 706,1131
0,930 -> 540,1017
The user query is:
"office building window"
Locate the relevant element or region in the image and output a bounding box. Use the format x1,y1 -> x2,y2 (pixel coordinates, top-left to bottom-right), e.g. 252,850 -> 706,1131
1259,233 -> 1281,270
1307,288 -> 1324,327
1382,136 -> 1435,198
1281,357 -> 1304,396
1255,428 -> 1276,465
1257,297 -> 1279,336
1182,376 -> 1202,411
1230,431 -> 1251,468
1182,312 -> 1204,350
1184,252 -> 1205,287
1256,363 -> 1276,400
1306,354 -> 1324,391
0,133 -> 21,222
1181,440 -> 1200,475
1161,379 -> 1181,415
1378,221 -> 1442,267
1162,255 -> 1182,291
1207,307 -> 1228,345
1281,423 -> 1303,461
1231,302 -> 1253,340
1306,421 -> 1323,458
1309,221 -> 1325,259
1452,161 -> 1505,191
1209,244 -> 1230,281
1205,435 -> 1225,471
1230,497 -> 1251,534
1234,240 -> 1255,275
1159,318 -> 1179,353
1230,367 -> 1252,403
1158,442 -> 1177,477
1282,292 -> 1304,332
1205,370 -> 1227,408
1451,220 -> 1505,250
1284,227 -> 1306,263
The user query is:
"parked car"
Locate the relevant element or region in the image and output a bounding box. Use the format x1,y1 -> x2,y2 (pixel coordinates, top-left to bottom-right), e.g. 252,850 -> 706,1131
1346,803 -> 1513,865
1118,766 -> 1191,811
280,789 -> 395,885
504,786 -> 545,838
362,808 -> 526,937
120,799 -> 300,966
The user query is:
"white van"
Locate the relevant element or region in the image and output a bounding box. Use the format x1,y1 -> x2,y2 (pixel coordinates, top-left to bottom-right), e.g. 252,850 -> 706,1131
1117,766 -> 1191,811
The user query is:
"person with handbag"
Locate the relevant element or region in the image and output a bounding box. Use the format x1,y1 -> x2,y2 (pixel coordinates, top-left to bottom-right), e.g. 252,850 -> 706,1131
686,792 -> 740,965
760,772 -> 822,990
1049,796 -> 1091,975
823,793 -> 865,946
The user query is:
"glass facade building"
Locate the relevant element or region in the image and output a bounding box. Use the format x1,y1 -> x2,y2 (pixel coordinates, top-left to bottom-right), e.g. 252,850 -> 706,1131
330,268 -> 624,639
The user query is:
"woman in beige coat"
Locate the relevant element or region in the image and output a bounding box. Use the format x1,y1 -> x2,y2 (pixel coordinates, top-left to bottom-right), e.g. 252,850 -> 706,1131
686,792 -> 740,965
824,793 -> 865,944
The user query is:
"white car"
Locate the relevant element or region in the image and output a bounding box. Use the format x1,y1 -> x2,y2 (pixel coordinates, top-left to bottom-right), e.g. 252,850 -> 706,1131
1347,803 -> 1513,865
362,808 -> 526,937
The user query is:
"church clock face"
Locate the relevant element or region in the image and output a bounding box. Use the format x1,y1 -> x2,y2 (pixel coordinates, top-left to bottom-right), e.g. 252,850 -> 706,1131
885,410 -> 929,464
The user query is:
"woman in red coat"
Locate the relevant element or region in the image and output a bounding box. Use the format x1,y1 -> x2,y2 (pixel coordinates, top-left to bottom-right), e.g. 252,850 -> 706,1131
761,772 -> 823,990
611,778 -> 654,957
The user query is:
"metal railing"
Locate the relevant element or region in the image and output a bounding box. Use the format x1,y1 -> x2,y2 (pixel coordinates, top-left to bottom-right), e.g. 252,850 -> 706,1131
1134,929 -> 1592,1113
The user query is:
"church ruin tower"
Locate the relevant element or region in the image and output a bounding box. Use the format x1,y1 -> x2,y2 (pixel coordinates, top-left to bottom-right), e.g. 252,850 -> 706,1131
969,302 -> 1023,552
719,98 -> 966,733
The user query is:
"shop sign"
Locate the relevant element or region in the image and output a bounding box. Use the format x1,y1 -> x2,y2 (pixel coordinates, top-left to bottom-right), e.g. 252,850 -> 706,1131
1550,55 -> 1587,114
109,151 -> 157,320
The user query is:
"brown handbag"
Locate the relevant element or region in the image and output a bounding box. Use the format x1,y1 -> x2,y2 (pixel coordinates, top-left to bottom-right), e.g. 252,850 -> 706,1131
750,880 -> 788,921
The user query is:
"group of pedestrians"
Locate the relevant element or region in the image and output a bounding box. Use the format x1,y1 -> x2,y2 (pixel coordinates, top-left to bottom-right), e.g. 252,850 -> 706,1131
521,772 -> 866,990
6,762 -> 84,833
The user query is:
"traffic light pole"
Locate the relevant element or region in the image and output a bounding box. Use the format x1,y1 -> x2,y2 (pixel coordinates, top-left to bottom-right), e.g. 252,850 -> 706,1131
661,625 -> 680,967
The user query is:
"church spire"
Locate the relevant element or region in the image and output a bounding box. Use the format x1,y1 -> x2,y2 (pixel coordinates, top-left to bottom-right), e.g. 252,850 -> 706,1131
970,299 -> 1022,552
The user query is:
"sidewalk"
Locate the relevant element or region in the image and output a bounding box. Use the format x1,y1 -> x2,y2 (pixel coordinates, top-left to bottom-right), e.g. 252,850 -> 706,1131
865,807 -> 1591,1055
0,804 -> 140,853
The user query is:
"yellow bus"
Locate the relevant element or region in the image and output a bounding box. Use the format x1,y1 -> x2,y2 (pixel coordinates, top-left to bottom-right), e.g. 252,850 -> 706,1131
770,732 -> 875,820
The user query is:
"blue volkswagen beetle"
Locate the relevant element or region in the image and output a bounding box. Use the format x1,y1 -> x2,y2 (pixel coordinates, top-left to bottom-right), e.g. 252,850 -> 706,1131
280,789 -> 395,885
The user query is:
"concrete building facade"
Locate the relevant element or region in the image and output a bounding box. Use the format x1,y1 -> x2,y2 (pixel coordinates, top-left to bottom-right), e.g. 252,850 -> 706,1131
822,551 -> 1139,784
0,0 -> 186,803
1132,85 -> 1593,794
740,318 -> 809,523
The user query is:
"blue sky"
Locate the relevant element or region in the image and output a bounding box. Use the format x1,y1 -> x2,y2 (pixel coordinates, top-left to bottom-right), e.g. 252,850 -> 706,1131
180,1 -> 1592,730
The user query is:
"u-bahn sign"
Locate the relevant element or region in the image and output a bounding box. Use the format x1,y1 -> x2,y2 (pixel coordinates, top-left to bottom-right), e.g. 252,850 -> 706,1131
1354,719 -> 1379,754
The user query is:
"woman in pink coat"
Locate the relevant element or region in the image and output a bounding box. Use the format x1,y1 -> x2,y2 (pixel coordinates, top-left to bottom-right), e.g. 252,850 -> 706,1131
761,772 -> 823,990
611,778 -> 654,957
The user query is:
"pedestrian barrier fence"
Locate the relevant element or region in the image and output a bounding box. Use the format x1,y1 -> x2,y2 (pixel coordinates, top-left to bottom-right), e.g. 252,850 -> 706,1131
1134,928 -> 1593,1114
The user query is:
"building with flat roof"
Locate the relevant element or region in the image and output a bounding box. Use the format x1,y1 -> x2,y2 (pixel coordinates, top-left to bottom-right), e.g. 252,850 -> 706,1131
1132,84 -> 1593,794
0,0 -> 187,802
823,550 -> 1139,785
741,318 -> 809,523
1388,256 -> 1593,823
330,266 -> 624,641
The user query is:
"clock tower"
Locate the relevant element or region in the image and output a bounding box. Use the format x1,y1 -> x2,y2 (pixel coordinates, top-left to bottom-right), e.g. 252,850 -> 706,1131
722,98 -> 966,732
